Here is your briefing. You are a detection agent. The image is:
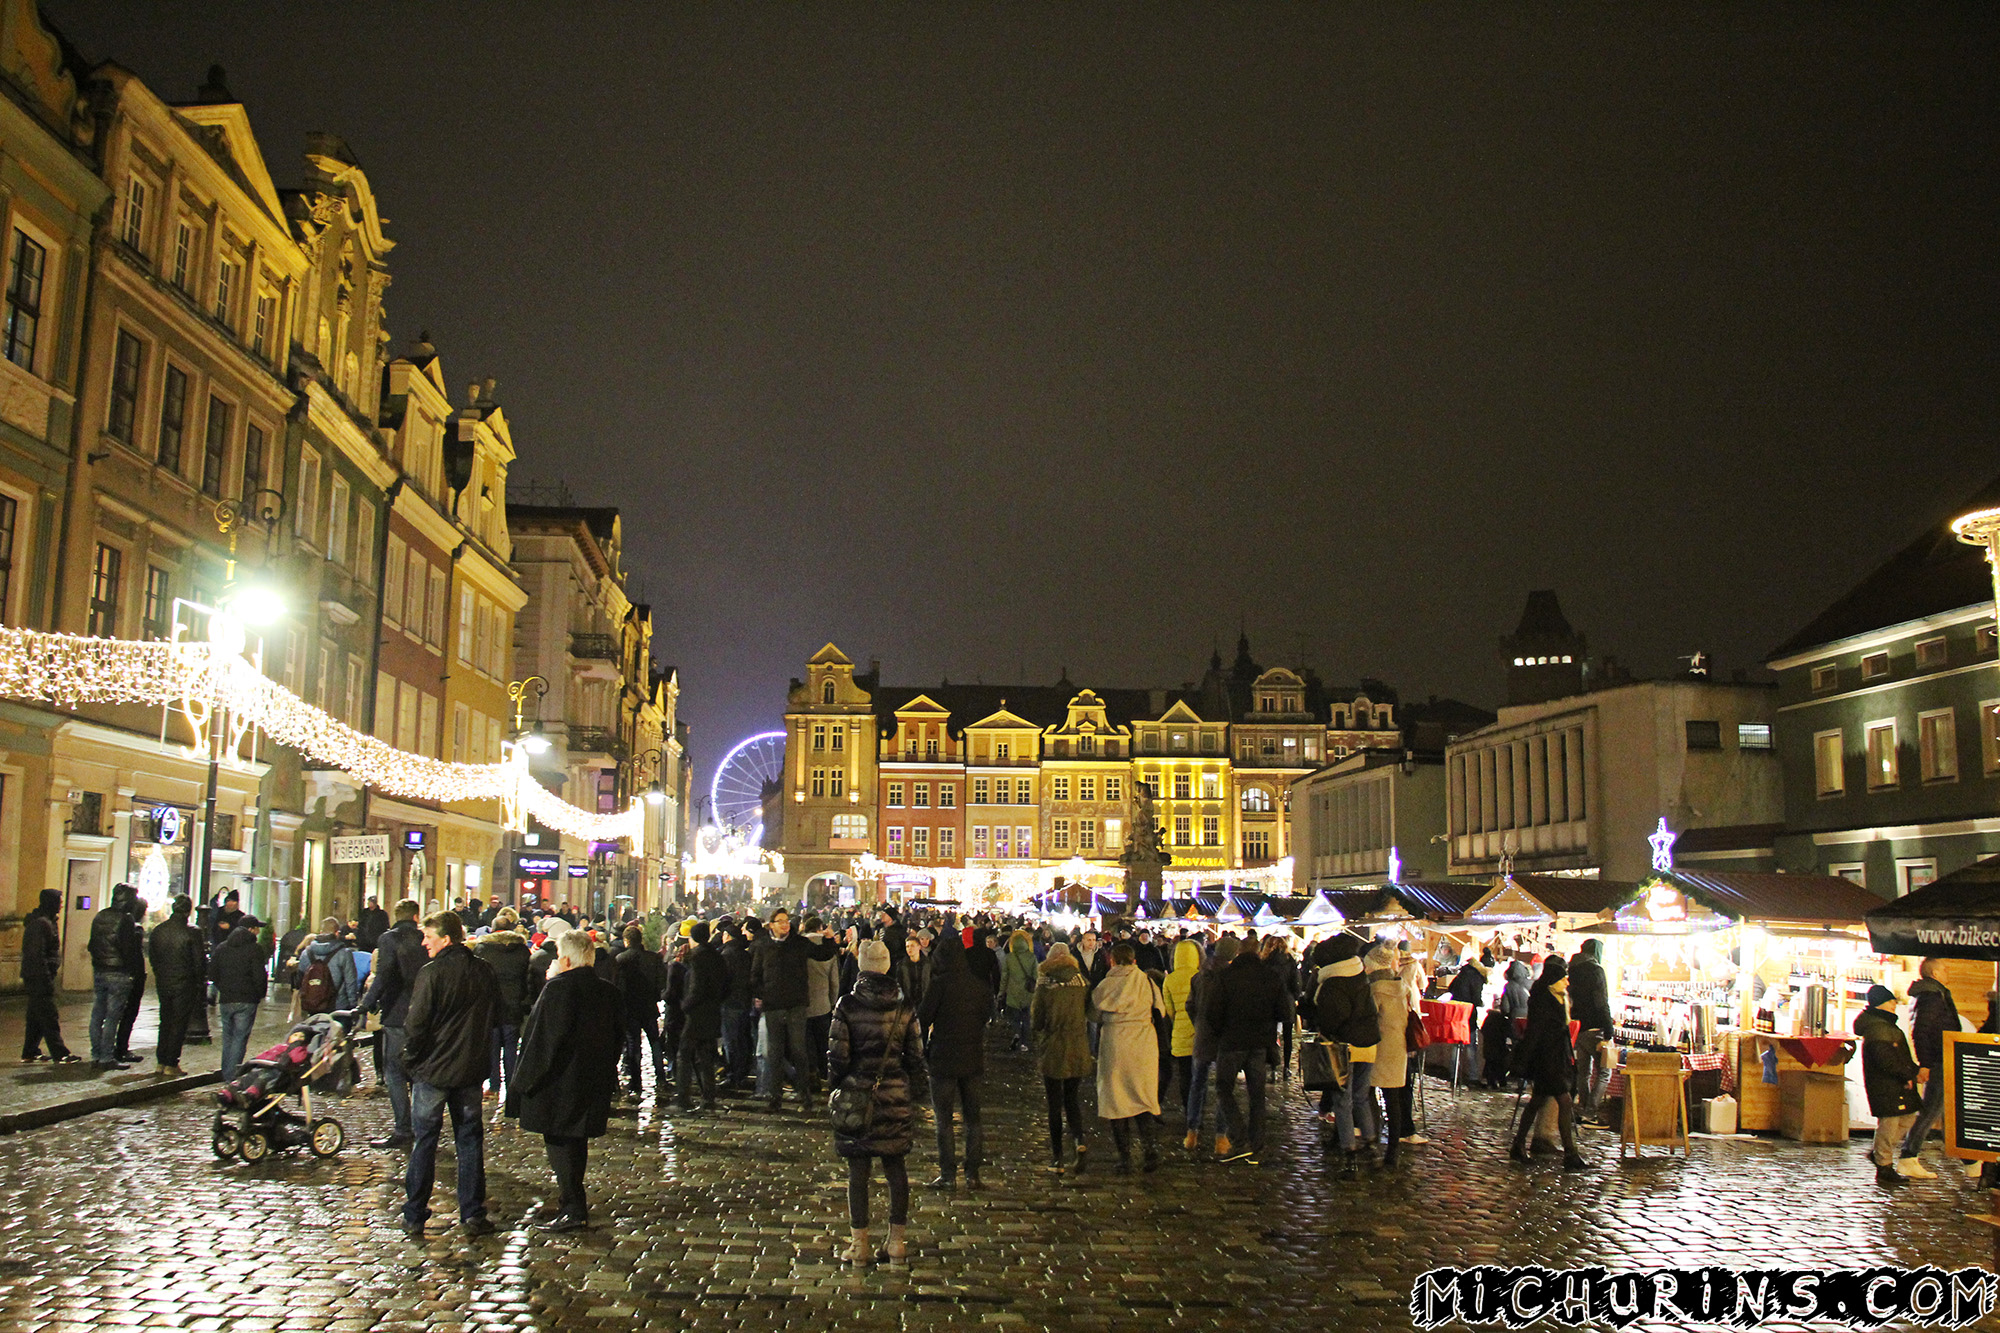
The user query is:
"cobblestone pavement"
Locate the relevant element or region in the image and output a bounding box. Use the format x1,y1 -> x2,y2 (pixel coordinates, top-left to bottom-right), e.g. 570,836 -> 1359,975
0,1031 -> 1995,1332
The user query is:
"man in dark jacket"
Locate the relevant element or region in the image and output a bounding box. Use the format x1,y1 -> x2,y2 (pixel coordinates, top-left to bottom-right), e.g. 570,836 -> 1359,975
614,924 -> 669,1101
87,884 -> 143,1070
115,896 -> 149,1063
1311,934 -> 1380,1175
750,908 -> 841,1113
1857,984 -> 1923,1187
678,922 -> 727,1112
717,920 -> 754,1089
507,927 -> 624,1231
1208,940 -> 1295,1162
209,917 -> 269,1079
358,900 -> 428,1149
1898,959 -> 1960,1175
19,888 -> 77,1063
400,911 -> 501,1239
355,896 -> 390,954
147,895 -> 206,1076
1566,938 -> 1615,1111
473,911 -> 534,1102
916,931 -> 994,1187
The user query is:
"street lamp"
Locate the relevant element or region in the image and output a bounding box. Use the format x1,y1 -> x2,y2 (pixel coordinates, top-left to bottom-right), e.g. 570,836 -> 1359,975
633,744 -> 673,911
1951,506 -> 2000,626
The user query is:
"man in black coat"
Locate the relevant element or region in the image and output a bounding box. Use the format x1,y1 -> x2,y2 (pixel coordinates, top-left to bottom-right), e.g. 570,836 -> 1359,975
1566,938 -> 1616,1112
1208,941 -> 1294,1161
355,896 -> 390,954
677,921 -> 727,1112
615,925 -> 669,1101
87,884 -> 143,1070
146,895 -> 206,1076
916,931 -> 994,1188
750,908 -> 841,1113
19,888 -> 77,1063
400,911 -> 501,1240
507,928 -> 624,1231
358,900 -> 428,1149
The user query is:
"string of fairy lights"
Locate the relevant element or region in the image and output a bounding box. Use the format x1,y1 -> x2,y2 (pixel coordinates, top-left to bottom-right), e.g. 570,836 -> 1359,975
0,626 -> 645,844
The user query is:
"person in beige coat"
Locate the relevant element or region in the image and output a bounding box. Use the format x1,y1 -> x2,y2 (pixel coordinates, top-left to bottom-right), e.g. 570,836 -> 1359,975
1089,943 -> 1167,1173
1366,942 -> 1413,1167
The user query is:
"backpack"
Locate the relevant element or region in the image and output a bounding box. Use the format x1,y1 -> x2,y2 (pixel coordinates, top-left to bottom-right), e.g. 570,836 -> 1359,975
299,957 -> 335,1014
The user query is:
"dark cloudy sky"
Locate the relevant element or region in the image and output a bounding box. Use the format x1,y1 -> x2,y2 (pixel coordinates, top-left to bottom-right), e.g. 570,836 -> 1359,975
45,2 -> 2000,786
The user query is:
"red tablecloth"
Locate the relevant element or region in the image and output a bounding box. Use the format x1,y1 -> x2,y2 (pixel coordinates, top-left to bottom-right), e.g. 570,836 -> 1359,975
1420,998 -> 1473,1046
1606,1051 -> 1723,1101
1773,1036 -> 1856,1070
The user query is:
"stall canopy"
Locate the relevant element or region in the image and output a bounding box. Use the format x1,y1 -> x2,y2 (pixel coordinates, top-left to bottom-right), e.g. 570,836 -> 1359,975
1865,856 -> 2000,960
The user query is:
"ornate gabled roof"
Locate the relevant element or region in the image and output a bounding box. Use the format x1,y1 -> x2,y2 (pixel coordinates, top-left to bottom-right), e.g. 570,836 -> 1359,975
808,643 -> 853,667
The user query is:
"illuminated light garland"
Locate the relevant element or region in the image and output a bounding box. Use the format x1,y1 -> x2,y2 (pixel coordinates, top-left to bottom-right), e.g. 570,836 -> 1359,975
0,626 -> 645,845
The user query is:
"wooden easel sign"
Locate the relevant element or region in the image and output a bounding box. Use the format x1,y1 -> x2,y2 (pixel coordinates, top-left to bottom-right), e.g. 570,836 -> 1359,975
1942,1031 -> 2000,1164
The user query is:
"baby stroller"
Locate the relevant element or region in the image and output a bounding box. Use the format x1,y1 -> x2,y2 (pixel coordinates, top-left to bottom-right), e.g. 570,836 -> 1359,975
211,1010 -> 360,1162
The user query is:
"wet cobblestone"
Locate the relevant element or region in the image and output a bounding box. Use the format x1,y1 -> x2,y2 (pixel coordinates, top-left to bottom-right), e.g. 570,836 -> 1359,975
0,1036 -> 1995,1331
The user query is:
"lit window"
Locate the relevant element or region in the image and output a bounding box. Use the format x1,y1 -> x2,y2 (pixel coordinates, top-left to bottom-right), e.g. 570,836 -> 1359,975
1053,777 -> 1070,801
972,826 -> 989,857
887,782 -> 904,808
1737,723 -> 1773,750
972,777 -> 989,804
4,230 -> 45,371
1243,786 -> 1273,813
913,783 -> 930,808
1052,819 -> 1070,851
1919,709 -> 1958,783
886,826 -> 903,854
938,785 -> 955,809
1865,721 -> 1898,790
1105,778 -> 1122,802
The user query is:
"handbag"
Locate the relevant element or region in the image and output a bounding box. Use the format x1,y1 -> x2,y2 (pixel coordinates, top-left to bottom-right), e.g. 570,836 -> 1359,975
1406,1009 -> 1432,1051
1300,1039 -> 1345,1091
828,1005 -> 905,1136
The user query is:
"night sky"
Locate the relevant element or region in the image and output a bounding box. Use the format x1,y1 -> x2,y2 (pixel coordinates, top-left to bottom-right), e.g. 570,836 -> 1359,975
44,3 -> 2000,785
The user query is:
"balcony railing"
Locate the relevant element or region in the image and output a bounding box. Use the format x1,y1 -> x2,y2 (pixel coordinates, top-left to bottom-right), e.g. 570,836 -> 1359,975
567,726 -> 624,758
569,632 -> 618,662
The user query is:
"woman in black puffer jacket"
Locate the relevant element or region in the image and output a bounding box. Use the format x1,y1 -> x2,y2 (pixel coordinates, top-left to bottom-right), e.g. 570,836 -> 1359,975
1507,956 -> 1586,1171
828,937 -> 927,1265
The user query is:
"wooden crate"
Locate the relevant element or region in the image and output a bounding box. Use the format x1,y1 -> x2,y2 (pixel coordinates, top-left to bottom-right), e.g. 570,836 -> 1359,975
1777,1069 -> 1849,1143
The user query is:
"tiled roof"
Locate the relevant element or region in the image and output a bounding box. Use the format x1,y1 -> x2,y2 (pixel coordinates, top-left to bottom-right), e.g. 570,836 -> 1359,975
1509,876 -> 1640,917
1671,869 -> 1888,924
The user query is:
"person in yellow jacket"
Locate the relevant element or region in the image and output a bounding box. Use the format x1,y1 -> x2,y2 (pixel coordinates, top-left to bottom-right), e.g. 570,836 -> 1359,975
1161,939 -> 1202,1147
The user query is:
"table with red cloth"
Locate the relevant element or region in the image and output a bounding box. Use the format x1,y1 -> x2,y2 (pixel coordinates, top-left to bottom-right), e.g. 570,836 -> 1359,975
1606,1051 -> 1723,1101
1420,998 -> 1473,1046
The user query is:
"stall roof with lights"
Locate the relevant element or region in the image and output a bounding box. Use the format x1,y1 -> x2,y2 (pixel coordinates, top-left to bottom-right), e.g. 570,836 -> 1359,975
1865,855 -> 2000,960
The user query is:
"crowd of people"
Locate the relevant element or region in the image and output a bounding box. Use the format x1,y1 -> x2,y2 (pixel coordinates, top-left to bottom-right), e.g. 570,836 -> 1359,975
19,883 -> 1977,1249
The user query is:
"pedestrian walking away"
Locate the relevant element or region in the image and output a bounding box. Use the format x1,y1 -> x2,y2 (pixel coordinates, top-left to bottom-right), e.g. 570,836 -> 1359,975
677,921 -> 727,1112
1210,932 -> 1294,1164
1897,959 -> 1956,1177
614,924 -> 669,1101
1032,942 -> 1094,1174
1089,943 -> 1167,1174
19,889 -> 78,1064
829,937 -> 927,1265
1311,934 -> 1379,1179
917,928 -> 994,1189
507,927 -> 624,1231
1506,956 -> 1588,1173
474,910 -> 534,1104
400,911 -> 502,1239
1001,929 -> 1037,1051
209,915 -> 269,1080
357,899 -> 428,1149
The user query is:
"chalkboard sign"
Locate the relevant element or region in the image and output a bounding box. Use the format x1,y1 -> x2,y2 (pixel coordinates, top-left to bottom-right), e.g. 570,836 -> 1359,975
1943,1031 -> 2000,1163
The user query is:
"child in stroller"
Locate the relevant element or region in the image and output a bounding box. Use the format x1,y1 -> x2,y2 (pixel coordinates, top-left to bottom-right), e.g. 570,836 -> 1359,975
211,1010 -> 359,1162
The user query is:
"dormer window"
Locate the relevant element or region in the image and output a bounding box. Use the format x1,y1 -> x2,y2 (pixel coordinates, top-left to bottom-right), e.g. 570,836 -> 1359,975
1080,735 -> 1096,755
821,679 -> 835,705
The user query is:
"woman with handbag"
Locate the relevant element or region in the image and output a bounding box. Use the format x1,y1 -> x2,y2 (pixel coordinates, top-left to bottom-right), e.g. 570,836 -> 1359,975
1365,942 -> 1412,1167
827,938 -> 927,1264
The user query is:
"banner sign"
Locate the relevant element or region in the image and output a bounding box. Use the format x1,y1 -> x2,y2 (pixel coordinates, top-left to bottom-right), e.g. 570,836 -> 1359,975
329,833 -> 391,864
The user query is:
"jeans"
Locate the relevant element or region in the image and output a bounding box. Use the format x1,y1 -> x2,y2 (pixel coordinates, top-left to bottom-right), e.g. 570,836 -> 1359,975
846,1154 -> 910,1227
624,1012 -> 665,1094
156,984 -> 199,1068
720,1006 -> 751,1085
405,1081 -> 487,1227
1333,1059 -> 1375,1152
545,1134 -> 590,1220
22,986 -> 69,1060
678,1033 -> 718,1108
1573,1030 -> 1615,1111
1215,1046 -> 1269,1148
932,1074 -> 984,1177
380,1025 -> 412,1138
89,972 -> 133,1064
1045,1075 -> 1087,1160
489,1023 -> 520,1095
758,1006 -> 811,1101
1901,1074 -> 1946,1158
1186,1056 -> 1214,1132
1008,1005 -> 1031,1049
219,1002 -> 259,1079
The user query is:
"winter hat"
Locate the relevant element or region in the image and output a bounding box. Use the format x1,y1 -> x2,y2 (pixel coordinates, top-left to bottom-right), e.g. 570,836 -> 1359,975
1866,984 -> 1897,1008
1540,956 -> 1568,984
857,938 -> 892,974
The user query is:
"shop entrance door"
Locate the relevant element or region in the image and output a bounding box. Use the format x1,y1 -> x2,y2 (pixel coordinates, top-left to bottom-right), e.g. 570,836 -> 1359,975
60,858 -> 104,991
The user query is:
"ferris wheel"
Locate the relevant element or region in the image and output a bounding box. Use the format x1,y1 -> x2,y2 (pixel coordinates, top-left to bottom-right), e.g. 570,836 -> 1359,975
710,730 -> 786,835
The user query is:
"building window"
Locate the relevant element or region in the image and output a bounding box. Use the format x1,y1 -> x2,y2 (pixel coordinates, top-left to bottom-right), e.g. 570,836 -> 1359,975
939,785 -> 956,809
141,565 -> 169,640
1052,776 -> 1070,801
1261,738 -> 1279,757
403,548 -> 424,627
1173,772 -> 1190,800
1016,778 -> 1032,803
996,741 -> 1011,761
1810,663 -> 1838,693
1980,626 -> 1998,657
171,221 -> 193,289
1735,722 -> 1773,750
821,680 -> 835,705
121,176 -> 147,250
1918,709 -> 1958,783
253,294 -> 275,358
1830,863 -> 1865,887
831,725 -> 844,752
1202,814 -> 1219,846
1051,819 -> 1070,851
828,768 -> 844,799
990,778 -> 1008,805
1105,777 -> 1122,802
913,782 -> 930,808
1898,859 -> 1938,895
3,230 -> 45,372
1243,830 -> 1271,861
329,475 -> 353,566
1865,721 -> 1898,790
887,782 -> 904,808
214,259 -> 236,326
972,777 -> 989,804
810,769 -> 826,799
199,396 -> 231,498
240,422 -> 268,501
456,586 -> 473,663
911,826 -> 930,858
353,503 -> 374,585
1685,720 -> 1722,750
1200,773 -> 1219,800
1242,786 -> 1273,813
157,365 -> 188,473
938,826 -> 954,859
972,825 -> 989,857
1860,652 -> 1890,681
296,449 -> 321,543
1173,815 -> 1190,846
1984,702 -> 2000,776
993,826 -> 1010,857
1104,818 -> 1122,851
1171,732 -> 1188,752
108,331 -> 145,442
1079,777 -> 1096,802
832,813 -> 867,840
88,543 -> 121,636
0,492 -> 16,623
1915,636 -> 1948,670
1016,826 -> 1032,858
925,738 -> 940,760
453,702 -> 469,761
812,723 -> 826,751
886,827 -> 903,855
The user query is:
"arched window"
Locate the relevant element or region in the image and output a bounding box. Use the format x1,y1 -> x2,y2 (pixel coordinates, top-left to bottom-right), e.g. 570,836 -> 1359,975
821,680 -> 835,705
1241,786 -> 1273,813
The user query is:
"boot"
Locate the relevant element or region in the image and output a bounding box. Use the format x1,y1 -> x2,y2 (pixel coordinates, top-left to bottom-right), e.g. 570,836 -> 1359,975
1213,1133 -> 1232,1160
1897,1157 -> 1936,1179
1183,1128 -> 1199,1151
1069,1144 -> 1088,1176
880,1223 -> 908,1262
1508,1137 -> 1530,1163
1875,1163 -> 1904,1188
1383,1141 -> 1399,1168
844,1227 -> 872,1264
1143,1147 -> 1162,1174
1338,1150 -> 1358,1181
1561,1152 -> 1589,1172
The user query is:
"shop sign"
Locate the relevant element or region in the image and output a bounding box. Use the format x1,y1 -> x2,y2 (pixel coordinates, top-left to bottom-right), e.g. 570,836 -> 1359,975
330,833 -> 391,864
566,863 -> 590,879
514,851 -> 561,878
152,806 -> 184,845
402,829 -> 428,850
1644,884 -> 1688,924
